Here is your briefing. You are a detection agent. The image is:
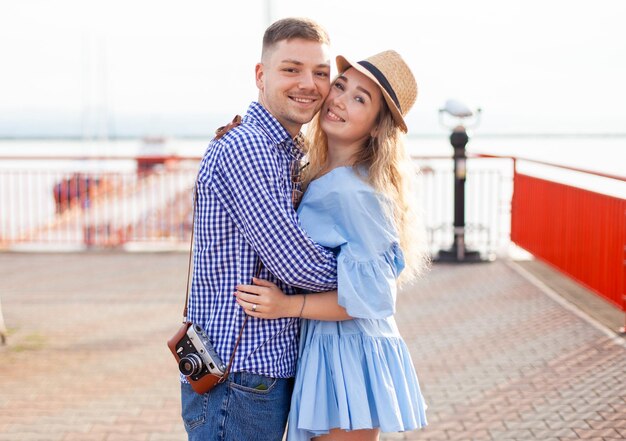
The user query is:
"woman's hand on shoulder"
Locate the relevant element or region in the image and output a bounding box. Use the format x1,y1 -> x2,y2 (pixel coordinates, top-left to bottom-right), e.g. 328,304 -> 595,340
234,277 -> 299,320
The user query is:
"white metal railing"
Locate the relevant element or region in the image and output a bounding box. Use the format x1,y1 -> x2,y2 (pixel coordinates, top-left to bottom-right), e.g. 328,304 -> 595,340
0,155 -> 511,254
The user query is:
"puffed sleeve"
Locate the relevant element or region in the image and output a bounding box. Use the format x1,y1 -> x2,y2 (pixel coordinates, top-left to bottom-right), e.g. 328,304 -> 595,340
335,186 -> 405,318
298,168 -> 405,319
337,240 -> 404,319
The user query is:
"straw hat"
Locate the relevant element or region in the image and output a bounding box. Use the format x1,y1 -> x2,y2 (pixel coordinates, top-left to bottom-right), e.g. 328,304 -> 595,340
336,50 -> 417,133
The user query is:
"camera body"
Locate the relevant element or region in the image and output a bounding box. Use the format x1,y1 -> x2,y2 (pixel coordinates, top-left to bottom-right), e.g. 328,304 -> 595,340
168,322 -> 226,394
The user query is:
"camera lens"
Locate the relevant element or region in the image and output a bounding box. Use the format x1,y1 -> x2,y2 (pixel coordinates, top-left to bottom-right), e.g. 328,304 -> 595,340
178,353 -> 204,376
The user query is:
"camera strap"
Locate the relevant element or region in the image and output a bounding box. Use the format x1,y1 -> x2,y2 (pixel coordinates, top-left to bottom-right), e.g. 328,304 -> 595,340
182,114 -> 242,321
182,115 -> 298,383
182,179 -> 258,383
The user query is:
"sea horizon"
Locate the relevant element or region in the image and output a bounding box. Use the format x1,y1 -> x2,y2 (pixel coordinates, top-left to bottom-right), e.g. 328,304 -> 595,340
1,132 -> 626,141
1,133 -> 623,198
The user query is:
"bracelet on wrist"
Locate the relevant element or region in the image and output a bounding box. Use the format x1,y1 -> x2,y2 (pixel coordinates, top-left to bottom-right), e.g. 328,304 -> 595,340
298,293 -> 307,318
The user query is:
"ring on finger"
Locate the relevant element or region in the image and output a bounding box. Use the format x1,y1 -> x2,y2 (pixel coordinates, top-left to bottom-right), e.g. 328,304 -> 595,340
252,303 -> 257,312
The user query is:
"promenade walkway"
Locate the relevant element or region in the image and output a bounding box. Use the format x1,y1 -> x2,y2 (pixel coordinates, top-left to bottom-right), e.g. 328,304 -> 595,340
0,252 -> 624,441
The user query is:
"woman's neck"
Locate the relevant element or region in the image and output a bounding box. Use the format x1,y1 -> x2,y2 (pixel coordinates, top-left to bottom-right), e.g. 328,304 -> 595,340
323,138 -> 363,173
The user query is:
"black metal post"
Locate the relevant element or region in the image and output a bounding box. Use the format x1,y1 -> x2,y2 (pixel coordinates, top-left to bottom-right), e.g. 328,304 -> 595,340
436,126 -> 484,262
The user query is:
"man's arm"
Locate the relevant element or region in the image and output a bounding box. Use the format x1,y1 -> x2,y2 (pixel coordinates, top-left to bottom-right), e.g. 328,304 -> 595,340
207,134 -> 337,292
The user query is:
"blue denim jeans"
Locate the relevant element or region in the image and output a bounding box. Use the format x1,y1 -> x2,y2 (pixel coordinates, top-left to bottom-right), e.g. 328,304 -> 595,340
181,372 -> 294,441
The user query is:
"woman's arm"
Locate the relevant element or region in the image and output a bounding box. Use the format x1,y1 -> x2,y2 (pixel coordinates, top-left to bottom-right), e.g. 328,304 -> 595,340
234,278 -> 352,321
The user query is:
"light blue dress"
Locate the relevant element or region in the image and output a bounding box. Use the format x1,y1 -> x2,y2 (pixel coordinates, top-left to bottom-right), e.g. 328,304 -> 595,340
287,166 -> 427,440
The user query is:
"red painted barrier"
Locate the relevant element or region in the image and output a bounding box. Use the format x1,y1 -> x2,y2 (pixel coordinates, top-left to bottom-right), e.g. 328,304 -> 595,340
511,171 -> 626,312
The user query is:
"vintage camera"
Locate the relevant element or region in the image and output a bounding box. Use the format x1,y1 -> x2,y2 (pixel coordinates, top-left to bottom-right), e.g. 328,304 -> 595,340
168,323 -> 226,394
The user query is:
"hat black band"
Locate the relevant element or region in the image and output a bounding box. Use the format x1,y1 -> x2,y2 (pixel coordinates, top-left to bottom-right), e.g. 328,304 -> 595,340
357,60 -> 402,113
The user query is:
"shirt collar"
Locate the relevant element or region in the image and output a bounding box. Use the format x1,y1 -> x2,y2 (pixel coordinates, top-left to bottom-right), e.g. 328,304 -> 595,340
243,102 -> 305,160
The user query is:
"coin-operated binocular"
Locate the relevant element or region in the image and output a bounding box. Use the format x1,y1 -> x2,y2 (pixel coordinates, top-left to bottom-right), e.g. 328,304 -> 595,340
436,99 -> 489,263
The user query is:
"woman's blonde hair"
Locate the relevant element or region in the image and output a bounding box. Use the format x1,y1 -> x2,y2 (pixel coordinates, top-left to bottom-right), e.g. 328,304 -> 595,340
304,101 -> 430,283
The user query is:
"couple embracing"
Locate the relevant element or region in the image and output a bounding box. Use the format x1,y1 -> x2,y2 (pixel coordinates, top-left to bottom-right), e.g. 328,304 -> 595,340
179,17 -> 428,441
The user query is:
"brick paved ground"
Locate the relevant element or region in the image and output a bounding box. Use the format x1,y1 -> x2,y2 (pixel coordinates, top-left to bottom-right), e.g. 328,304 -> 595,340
0,252 -> 624,441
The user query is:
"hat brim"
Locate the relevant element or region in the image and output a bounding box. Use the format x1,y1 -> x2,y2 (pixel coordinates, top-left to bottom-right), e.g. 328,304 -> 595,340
336,55 -> 408,133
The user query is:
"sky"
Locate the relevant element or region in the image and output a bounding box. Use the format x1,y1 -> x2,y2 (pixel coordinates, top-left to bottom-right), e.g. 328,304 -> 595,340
1,0 -> 625,137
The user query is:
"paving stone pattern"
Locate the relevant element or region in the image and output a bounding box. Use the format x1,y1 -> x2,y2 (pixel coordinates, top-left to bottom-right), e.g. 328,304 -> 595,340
0,253 -> 624,441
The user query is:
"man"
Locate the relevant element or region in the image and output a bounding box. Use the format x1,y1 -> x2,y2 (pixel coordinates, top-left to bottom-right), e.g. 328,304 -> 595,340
180,18 -> 338,441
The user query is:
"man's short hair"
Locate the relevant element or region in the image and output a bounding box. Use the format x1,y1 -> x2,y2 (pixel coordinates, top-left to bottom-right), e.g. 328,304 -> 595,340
262,17 -> 330,57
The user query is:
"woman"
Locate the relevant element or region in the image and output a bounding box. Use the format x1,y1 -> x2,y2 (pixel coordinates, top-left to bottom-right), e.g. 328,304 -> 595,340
235,50 -> 428,441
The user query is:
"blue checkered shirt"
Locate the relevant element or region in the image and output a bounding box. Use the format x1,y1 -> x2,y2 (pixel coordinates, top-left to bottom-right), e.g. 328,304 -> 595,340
187,102 -> 338,378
